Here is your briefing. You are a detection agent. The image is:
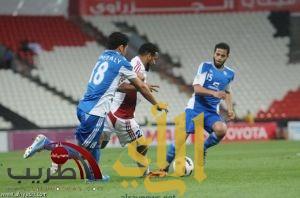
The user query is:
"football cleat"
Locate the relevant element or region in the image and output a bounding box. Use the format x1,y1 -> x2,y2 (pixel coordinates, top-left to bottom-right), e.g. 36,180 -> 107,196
23,134 -> 49,159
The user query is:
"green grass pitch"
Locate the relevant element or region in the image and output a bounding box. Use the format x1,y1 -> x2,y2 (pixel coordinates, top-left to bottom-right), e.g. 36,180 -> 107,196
0,141 -> 300,198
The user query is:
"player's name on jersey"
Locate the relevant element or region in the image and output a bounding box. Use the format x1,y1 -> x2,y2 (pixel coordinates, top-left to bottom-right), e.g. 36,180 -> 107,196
100,54 -> 122,64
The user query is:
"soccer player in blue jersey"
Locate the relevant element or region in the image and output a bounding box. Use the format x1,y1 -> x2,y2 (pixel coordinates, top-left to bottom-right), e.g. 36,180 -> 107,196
23,32 -> 168,179
150,42 -> 235,176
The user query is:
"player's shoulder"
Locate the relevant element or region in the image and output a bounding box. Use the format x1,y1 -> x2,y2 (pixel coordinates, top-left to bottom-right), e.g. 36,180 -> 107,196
117,54 -> 131,67
131,56 -> 144,70
224,65 -> 235,80
120,55 -> 129,62
224,65 -> 235,75
130,56 -> 139,62
115,52 -> 129,63
101,50 -> 129,63
197,61 -> 213,73
130,56 -> 140,66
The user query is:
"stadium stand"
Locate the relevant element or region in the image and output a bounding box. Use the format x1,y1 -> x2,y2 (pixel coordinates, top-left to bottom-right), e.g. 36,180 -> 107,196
0,15 -> 99,127
0,16 -> 93,51
85,13 -> 300,117
257,88 -> 300,120
135,73 -> 190,124
0,15 -> 94,70
0,15 -> 188,126
0,69 -> 78,127
31,42 -> 105,101
1,12 -> 299,127
0,116 -> 12,129
32,42 -> 189,123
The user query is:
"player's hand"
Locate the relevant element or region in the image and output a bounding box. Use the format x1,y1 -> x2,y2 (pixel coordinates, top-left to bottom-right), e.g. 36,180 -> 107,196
147,84 -> 160,92
156,102 -> 168,113
213,91 -> 226,99
227,110 -> 235,121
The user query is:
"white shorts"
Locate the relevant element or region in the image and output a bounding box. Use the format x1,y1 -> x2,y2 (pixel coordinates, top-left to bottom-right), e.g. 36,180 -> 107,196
102,112 -> 144,147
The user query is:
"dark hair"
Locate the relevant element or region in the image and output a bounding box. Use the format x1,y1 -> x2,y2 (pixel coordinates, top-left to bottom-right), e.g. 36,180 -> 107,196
107,32 -> 129,50
214,42 -> 230,55
138,43 -> 159,56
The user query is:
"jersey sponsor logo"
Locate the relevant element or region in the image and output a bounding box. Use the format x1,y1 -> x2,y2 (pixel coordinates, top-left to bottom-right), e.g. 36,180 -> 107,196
212,82 -> 220,88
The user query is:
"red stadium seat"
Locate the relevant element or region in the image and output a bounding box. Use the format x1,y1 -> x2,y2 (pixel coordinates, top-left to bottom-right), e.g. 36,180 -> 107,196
257,88 -> 300,119
0,16 -> 94,58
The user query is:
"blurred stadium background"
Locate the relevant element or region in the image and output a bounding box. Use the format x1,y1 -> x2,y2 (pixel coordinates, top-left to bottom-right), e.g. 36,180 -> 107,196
0,0 -> 299,151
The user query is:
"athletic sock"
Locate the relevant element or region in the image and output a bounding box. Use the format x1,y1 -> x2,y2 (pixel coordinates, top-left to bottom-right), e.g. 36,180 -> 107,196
204,132 -> 221,150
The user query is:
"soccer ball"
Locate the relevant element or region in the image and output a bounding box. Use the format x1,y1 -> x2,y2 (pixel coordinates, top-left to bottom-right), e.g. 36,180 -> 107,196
172,156 -> 194,176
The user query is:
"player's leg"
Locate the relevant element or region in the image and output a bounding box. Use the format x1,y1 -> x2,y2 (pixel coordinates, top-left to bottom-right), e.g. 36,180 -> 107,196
99,118 -> 113,149
74,108 -> 106,163
99,132 -> 111,149
204,113 -> 227,151
136,136 -> 150,176
111,113 -> 150,176
24,134 -> 79,174
164,134 -> 189,172
23,134 -> 53,159
23,134 -> 81,159
163,109 -> 195,172
75,109 -> 110,180
123,119 -> 150,176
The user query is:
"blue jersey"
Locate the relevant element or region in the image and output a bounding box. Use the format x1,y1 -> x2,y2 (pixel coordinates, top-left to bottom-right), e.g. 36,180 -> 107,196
78,50 -> 137,117
186,61 -> 234,112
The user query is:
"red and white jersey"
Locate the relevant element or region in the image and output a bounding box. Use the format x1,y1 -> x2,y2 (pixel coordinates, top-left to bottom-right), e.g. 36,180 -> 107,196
110,56 -> 147,119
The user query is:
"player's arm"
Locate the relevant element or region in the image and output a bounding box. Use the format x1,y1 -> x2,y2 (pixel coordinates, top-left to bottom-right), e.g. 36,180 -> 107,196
117,83 -> 136,93
117,72 -> 145,93
194,85 -> 226,99
129,77 -> 167,111
193,63 -> 226,99
225,84 -> 235,120
120,64 -> 166,111
118,73 -> 159,93
192,72 -> 226,99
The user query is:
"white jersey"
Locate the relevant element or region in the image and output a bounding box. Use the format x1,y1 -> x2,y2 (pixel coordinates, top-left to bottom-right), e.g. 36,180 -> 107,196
110,56 -> 147,119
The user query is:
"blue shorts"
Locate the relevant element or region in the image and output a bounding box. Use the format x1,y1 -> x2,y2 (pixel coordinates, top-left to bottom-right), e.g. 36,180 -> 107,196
185,108 -> 223,134
75,108 -> 105,150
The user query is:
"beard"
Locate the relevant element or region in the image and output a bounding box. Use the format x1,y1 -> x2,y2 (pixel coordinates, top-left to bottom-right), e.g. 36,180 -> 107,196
145,63 -> 150,71
213,59 -> 225,69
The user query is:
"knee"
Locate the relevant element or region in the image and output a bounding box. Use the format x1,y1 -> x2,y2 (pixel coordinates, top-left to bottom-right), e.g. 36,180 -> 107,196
213,122 -> 227,137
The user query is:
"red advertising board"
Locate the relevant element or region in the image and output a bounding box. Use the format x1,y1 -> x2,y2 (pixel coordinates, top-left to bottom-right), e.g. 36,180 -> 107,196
7,129 -> 76,151
6,122 -> 277,151
77,0 -> 300,15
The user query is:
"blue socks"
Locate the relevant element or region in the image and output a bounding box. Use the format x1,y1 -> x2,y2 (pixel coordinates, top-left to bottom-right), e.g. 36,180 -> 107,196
166,143 -> 176,164
166,132 -> 222,166
43,138 -> 54,150
43,137 -> 100,163
90,148 -> 100,163
204,132 -> 221,150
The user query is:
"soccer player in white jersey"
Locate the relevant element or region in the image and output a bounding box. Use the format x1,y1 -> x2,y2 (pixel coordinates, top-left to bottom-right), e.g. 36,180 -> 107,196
23,32 -> 168,179
150,42 -> 235,177
99,43 -> 159,176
